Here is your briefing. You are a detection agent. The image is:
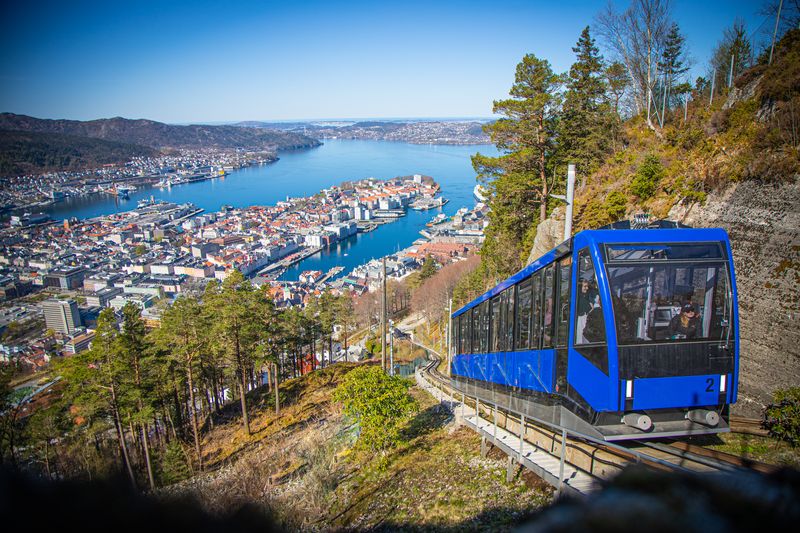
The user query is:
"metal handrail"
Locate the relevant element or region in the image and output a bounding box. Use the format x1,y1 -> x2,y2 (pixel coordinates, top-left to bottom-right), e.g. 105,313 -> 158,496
412,339 -> 696,475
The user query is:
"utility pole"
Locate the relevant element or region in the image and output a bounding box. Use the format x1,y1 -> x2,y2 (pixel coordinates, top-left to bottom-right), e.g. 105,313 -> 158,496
769,0 -> 784,65
381,256 -> 387,372
728,54 -> 735,88
389,320 -> 394,376
660,71 -> 667,128
684,95 -> 688,123
549,164 -> 576,241
710,68 -> 716,106
447,298 -> 452,377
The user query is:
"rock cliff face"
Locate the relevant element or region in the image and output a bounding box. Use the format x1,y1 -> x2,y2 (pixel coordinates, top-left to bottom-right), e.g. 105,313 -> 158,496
670,179 -> 800,416
526,207 -> 566,265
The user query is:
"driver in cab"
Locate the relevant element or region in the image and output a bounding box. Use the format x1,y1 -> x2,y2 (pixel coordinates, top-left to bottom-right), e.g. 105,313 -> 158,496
668,303 -> 700,339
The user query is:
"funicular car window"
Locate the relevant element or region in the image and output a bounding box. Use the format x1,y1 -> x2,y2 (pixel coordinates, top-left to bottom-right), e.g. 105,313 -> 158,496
473,300 -> 490,353
575,249 -> 606,345
505,286 -> 516,351
607,261 -> 732,344
461,310 -> 472,354
471,305 -> 481,353
605,243 -> 724,262
530,272 -> 542,348
555,257 -> 571,347
491,292 -> 506,352
542,266 -> 555,347
515,278 -> 532,350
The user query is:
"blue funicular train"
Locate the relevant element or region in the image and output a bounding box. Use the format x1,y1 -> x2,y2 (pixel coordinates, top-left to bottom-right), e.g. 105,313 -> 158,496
450,219 -> 739,440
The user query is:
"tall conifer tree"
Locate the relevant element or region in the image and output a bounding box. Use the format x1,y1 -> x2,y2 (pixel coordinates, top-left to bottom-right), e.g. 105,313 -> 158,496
556,26 -> 617,179
472,53 -> 561,278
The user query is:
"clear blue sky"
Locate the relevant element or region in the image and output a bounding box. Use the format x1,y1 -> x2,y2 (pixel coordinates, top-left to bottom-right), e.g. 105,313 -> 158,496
0,0 -> 767,123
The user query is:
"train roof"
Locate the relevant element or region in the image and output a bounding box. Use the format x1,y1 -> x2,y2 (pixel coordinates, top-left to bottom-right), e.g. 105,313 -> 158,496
453,223 -> 732,318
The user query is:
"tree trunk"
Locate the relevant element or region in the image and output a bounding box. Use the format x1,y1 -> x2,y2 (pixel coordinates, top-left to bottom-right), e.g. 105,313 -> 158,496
113,404 -> 137,489
140,424 -> 155,490
237,354 -> 251,435
539,115 -> 548,223
273,362 -> 280,415
187,364 -> 203,470
43,442 -> 51,479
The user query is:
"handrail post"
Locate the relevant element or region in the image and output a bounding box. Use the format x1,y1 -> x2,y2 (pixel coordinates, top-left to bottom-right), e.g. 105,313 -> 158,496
519,414 -> 525,461
493,403 -> 498,441
558,428 -> 567,495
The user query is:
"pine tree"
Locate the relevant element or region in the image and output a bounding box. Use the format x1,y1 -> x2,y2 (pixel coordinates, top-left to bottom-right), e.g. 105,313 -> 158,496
58,308 -> 137,487
710,19 -> 753,90
659,23 -> 690,111
118,303 -> 156,490
205,271 -> 260,435
556,26 -> 618,179
472,53 -> 562,278
419,255 -> 437,280
152,295 -> 206,470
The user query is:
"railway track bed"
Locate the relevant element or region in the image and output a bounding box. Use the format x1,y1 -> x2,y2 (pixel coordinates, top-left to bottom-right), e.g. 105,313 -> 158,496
414,350 -> 784,496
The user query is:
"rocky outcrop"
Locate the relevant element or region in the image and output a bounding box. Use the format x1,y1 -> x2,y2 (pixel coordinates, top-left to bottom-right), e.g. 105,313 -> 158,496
669,179 -> 800,416
526,207 -> 566,266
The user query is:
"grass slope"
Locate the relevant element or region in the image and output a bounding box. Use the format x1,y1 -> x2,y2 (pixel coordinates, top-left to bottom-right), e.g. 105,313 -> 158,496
165,362 -> 551,531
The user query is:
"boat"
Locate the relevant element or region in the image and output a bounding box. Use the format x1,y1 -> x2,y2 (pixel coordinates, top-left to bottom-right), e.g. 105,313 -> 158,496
473,184 -> 488,203
109,184 -> 136,199
426,213 -> 447,227
411,196 -> 449,210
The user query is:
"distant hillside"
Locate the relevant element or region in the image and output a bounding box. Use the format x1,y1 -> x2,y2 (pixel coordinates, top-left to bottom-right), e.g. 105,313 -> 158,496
0,113 -> 321,151
235,119 -> 492,145
0,129 -> 158,177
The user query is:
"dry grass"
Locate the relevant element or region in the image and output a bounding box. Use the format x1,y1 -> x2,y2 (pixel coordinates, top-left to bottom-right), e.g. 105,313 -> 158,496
162,362 -> 551,531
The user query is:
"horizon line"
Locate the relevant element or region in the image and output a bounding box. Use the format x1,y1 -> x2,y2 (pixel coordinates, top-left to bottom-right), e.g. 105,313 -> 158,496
2,110 -> 497,125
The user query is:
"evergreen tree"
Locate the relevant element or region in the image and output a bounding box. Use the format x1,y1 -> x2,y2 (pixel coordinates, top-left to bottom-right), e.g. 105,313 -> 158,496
152,295 -> 206,470
58,308 -> 137,486
710,19 -> 753,90
472,53 -> 562,278
335,294 -> 355,352
118,303 -> 156,490
419,255 -> 437,281
658,23 -> 690,113
556,26 -> 617,179
204,272 -> 260,435
605,61 -> 629,116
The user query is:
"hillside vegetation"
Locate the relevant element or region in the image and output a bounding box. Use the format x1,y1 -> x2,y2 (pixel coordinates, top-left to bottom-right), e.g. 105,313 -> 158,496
0,129 -> 158,177
164,363 -> 551,530
0,113 -> 321,152
572,30 -> 800,231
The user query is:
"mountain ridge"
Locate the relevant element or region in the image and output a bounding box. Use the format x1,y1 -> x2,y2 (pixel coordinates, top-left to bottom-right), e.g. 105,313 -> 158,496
0,113 -> 321,152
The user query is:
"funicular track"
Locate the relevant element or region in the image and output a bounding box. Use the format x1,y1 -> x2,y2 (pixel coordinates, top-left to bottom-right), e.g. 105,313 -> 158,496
412,346 -> 777,496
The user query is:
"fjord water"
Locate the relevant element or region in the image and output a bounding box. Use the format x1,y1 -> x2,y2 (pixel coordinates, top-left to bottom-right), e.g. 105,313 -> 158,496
44,139 -> 496,279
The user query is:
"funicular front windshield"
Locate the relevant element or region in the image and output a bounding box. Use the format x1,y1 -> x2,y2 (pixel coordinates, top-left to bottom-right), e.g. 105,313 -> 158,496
604,243 -> 733,344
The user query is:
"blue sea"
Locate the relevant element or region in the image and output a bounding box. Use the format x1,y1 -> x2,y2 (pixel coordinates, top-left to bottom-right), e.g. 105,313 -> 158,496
43,139 -> 497,279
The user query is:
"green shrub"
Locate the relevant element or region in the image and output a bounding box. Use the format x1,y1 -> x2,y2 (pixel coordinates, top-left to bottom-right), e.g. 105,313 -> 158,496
604,190 -> 628,220
629,154 -> 665,199
333,366 -> 417,451
157,441 -> 192,485
763,387 -> 800,447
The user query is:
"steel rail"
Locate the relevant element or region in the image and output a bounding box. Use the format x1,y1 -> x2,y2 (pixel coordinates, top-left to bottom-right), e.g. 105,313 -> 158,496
411,339 -> 771,488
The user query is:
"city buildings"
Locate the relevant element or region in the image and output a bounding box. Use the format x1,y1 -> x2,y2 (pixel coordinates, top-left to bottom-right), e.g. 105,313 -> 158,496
42,299 -> 82,335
